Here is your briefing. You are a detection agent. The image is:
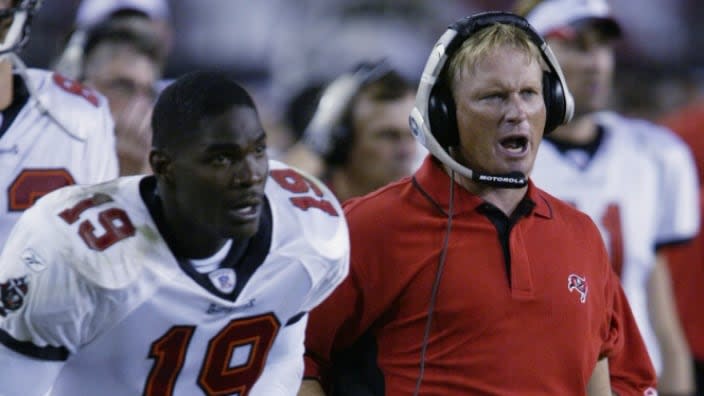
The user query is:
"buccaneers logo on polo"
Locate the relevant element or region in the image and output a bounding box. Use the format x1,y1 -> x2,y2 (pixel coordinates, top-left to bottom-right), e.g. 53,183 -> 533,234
567,274 -> 588,304
0,276 -> 29,317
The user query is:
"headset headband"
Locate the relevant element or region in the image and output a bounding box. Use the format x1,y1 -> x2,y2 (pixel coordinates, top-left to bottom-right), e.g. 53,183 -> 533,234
409,11 -> 574,185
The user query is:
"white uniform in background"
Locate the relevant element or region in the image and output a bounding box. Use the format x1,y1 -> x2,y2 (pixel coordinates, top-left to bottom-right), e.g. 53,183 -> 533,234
0,69 -> 118,250
532,111 -> 699,374
0,160 -> 349,396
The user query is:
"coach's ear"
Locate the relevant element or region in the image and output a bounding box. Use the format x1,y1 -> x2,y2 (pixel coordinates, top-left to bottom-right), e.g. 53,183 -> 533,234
149,149 -> 175,184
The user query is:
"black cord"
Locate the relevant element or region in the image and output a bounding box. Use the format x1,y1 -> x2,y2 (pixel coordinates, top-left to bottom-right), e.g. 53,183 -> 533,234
412,170 -> 455,396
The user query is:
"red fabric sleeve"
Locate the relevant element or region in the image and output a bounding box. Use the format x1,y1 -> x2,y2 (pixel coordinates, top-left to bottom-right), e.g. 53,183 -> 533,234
303,271 -> 363,386
607,271 -> 658,395
303,198 -> 398,389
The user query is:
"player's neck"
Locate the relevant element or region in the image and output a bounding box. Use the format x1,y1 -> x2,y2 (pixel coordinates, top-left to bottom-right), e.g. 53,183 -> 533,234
548,115 -> 598,145
159,200 -> 230,259
0,60 -> 13,111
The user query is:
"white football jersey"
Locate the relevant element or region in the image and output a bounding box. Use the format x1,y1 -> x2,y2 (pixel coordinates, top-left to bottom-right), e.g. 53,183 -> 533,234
0,69 -> 119,251
0,160 -> 349,396
532,111 -> 699,374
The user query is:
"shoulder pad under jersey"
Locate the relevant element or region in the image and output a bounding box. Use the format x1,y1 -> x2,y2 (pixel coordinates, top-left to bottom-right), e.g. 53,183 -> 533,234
265,160 -> 349,263
23,69 -> 113,141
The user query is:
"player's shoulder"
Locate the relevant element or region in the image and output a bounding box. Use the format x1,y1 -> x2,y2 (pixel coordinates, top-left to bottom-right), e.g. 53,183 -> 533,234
24,69 -> 112,140
8,177 -> 152,289
597,111 -> 689,151
23,176 -> 125,215
266,160 -> 348,262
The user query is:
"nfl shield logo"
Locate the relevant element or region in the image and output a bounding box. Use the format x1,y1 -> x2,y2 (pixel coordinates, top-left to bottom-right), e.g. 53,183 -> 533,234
209,268 -> 237,294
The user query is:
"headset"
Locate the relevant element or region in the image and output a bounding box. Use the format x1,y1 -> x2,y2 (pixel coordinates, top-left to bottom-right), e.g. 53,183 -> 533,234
410,12 -> 573,396
0,0 -> 41,59
303,60 -> 393,166
408,11 -> 574,189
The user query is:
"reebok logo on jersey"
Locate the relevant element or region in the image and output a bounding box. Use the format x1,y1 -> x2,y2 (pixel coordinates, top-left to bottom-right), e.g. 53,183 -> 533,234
206,299 -> 256,315
567,274 -> 588,304
0,276 -> 29,317
21,248 -> 46,272
208,268 -> 236,294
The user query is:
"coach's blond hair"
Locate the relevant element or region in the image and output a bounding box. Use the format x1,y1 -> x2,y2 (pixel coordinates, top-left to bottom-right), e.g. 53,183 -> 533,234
445,23 -> 545,92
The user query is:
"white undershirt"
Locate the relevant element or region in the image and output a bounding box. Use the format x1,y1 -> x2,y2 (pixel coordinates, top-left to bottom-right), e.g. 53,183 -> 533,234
188,239 -> 233,274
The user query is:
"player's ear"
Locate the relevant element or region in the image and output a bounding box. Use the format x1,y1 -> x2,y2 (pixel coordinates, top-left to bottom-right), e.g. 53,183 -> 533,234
149,149 -> 174,183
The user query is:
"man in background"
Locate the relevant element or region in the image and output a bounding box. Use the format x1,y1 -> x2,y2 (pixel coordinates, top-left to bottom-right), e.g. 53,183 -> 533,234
286,61 -> 419,202
519,0 -> 698,394
79,15 -> 163,175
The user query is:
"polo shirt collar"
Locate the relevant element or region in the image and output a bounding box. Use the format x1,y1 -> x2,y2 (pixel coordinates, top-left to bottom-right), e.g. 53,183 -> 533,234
413,155 -> 552,218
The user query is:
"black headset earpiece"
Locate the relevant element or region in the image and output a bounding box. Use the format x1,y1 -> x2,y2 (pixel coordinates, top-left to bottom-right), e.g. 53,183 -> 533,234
426,12 -> 571,149
304,60 -> 393,166
428,80 -> 458,148
542,71 -> 566,133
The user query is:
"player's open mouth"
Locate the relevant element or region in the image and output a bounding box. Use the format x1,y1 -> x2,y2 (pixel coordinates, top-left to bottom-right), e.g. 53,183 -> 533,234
499,136 -> 528,155
232,204 -> 257,215
227,199 -> 262,222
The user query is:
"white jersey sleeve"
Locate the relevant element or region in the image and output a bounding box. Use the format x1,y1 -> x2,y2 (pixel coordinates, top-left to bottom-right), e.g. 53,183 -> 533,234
0,187 -> 100,356
266,160 -> 350,315
598,112 -> 700,247
0,343 -> 63,396
648,123 -> 699,247
0,187 -> 106,395
31,70 -> 119,182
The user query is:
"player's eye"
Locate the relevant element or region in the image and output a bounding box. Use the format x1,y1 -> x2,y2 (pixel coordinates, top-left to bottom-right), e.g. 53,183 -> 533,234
210,154 -> 232,167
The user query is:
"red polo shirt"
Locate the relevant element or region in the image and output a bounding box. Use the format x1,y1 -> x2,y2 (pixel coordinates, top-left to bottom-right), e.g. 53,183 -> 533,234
304,156 -> 652,395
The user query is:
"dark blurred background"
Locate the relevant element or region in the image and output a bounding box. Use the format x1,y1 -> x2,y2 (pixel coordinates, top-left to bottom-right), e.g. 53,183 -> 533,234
24,0 -> 704,122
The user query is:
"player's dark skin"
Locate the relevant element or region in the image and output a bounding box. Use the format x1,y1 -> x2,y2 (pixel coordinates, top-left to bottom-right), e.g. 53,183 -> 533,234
150,105 -> 269,259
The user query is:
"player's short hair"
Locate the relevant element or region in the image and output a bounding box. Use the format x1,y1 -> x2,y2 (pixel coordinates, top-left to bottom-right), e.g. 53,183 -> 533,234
445,23 -> 543,92
81,16 -> 162,74
151,71 -> 257,149
326,68 -> 413,167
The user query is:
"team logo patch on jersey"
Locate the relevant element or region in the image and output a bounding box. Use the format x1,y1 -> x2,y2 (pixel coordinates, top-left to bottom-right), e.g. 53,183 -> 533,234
21,248 -> 47,272
0,276 -> 29,317
567,274 -> 588,304
209,268 -> 236,294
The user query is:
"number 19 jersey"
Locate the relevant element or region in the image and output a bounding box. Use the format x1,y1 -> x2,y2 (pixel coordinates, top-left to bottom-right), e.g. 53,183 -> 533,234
0,160 -> 349,396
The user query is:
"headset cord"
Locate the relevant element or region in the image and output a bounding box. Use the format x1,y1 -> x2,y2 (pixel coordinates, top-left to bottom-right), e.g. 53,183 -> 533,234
413,170 -> 455,396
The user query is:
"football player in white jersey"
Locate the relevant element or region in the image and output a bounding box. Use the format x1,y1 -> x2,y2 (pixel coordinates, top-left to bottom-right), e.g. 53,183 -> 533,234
0,71 -> 349,395
518,0 -> 698,394
0,0 -> 119,251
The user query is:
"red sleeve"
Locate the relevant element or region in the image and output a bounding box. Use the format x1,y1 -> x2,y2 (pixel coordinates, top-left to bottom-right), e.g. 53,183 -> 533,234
303,198 -> 397,389
607,271 -> 658,395
303,271 -> 363,385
